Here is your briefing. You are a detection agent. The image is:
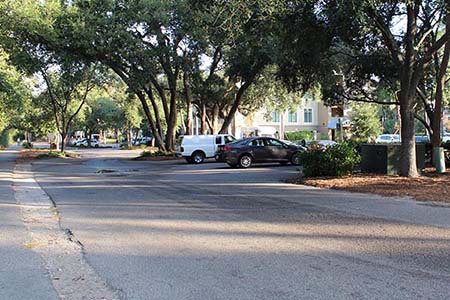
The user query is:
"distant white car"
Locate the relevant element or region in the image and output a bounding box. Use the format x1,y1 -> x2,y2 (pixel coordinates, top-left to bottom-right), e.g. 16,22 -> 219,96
375,134 -> 400,143
316,140 -> 338,147
133,136 -> 152,145
443,133 -> 450,143
300,140 -> 337,149
74,138 -> 99,147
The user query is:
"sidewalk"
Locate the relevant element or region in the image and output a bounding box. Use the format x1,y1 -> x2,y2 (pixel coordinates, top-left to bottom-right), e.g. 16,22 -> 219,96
0,149 -> 58,300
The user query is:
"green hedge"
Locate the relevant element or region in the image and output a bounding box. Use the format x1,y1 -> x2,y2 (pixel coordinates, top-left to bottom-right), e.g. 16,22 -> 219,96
284,131 -> 314,141
300,141 -> 361,177
22,141 -> 33,149
0,130 -> 9,147
442,141 -> 450,150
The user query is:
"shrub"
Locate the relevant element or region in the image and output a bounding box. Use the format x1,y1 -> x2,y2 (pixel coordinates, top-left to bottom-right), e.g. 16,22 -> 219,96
284,131 -> 314,141
442,140 -> 450,150
37,151 -> 69,159
22,141 -> 33,149
300,141 -> 361,177
0,130 -> 10,147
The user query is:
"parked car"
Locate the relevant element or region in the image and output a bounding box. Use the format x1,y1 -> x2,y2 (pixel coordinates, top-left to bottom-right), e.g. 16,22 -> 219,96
74,138 -> 99,147
303,140 -> 337,149
176,134 -> 236,163
415,135 -> 430,143
133,136 -> 153,146
375,134 -> 400,143
222,137 -> 306,168
72,138 -> 85,146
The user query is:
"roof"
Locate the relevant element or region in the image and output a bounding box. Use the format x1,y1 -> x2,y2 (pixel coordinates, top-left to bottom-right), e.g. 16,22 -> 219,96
327,117 -> 351,129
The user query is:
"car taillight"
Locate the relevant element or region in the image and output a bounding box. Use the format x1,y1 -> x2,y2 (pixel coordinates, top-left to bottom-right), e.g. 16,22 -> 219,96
224,145 -> 232,151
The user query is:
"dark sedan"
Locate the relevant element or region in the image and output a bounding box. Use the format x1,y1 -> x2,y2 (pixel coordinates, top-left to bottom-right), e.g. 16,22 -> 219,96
222,137 -> 306,168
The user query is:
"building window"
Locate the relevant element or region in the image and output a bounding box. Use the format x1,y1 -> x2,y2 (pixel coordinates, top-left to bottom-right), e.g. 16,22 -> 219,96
304,108 -> 313,123
288,111 -> 298,123
271,111 -> 280,123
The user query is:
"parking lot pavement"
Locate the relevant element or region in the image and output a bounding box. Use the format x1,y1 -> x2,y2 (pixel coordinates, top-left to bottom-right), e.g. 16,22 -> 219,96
0,150 -> 58,300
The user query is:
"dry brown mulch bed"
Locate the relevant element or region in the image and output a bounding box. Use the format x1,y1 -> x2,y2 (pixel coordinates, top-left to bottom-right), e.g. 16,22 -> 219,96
288,168 -> 450,203
17,149 -> 78,163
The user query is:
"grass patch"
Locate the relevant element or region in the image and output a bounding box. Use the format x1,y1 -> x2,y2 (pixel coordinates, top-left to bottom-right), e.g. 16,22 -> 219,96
37,151 -> 77,159
120,144 -> 148,150
133,149 -> 177,161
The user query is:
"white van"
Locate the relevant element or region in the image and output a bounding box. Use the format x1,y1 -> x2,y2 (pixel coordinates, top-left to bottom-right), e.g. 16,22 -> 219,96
176,134 -> 236,163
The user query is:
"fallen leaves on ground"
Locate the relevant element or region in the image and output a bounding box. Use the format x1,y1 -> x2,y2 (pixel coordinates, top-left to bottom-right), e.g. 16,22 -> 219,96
288,169 -> 450,203
18,150 -> 78,163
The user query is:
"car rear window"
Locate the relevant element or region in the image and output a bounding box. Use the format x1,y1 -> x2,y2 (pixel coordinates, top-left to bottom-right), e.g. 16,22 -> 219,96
231,139 -> 250,146
224,136 -> 236,143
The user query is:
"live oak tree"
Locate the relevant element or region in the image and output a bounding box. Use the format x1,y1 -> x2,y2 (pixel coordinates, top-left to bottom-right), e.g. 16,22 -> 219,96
0,0 -> 101,152
0,0 -> 304,150
350,102 -> 383,143
0,50 -> 28,134
277,0 -> 450,177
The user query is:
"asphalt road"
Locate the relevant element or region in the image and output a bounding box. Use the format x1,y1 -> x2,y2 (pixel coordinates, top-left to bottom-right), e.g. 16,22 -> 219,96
32,149 -> 450,300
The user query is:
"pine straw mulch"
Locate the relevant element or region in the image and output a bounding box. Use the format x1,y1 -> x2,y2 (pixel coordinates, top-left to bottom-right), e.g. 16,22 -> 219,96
287,168 -> 450,203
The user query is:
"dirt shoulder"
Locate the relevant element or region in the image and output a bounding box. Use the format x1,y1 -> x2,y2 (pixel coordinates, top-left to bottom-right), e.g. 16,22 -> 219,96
288,168 -> 450,203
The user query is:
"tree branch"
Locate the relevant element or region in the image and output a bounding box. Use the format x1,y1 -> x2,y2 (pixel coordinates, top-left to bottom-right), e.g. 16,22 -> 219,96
365,5 -> 403,64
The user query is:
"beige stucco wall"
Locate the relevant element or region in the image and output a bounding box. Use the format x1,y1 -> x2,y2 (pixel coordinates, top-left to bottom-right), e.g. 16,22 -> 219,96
234,100 -> 331,138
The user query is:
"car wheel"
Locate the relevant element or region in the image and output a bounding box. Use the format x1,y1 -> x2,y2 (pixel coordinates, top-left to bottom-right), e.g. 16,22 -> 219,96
239,154 -> 252,168
291,151 -> 302,165
185,157 -> 194,163
94,144 -> 99,148
191,151 -> 205,164
279,162 -> 288,166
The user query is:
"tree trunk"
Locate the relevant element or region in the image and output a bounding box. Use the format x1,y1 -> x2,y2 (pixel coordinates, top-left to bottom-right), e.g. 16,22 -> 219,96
133,128 -> 139,145
211,105 -> 220,134
431,32 -> 450,172
135,91 -> 166,151
164,86 -> 178,151
144,87 -> 164,140
60,130 -> 66,153
399,100 -> 418,177
431,37 -> 450,148
398,4 -> 420,178
186,101 -> 192,135
201,103 -> 207,135
219,79 -> 254,134
183,72 -> 193,135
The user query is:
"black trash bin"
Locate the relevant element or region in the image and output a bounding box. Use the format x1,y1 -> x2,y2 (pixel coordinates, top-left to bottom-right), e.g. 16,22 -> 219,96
361,144 -> 425,175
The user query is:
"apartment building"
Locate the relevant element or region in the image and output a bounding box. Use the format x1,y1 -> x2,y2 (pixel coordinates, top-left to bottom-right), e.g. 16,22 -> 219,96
233,99 -> 348,140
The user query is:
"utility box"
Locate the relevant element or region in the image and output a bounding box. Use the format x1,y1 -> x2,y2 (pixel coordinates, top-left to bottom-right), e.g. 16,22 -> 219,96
361,144 -> 425,175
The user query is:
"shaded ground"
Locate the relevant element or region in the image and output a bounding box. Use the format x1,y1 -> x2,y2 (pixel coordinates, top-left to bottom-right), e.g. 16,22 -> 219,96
289,168 -> 450,203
